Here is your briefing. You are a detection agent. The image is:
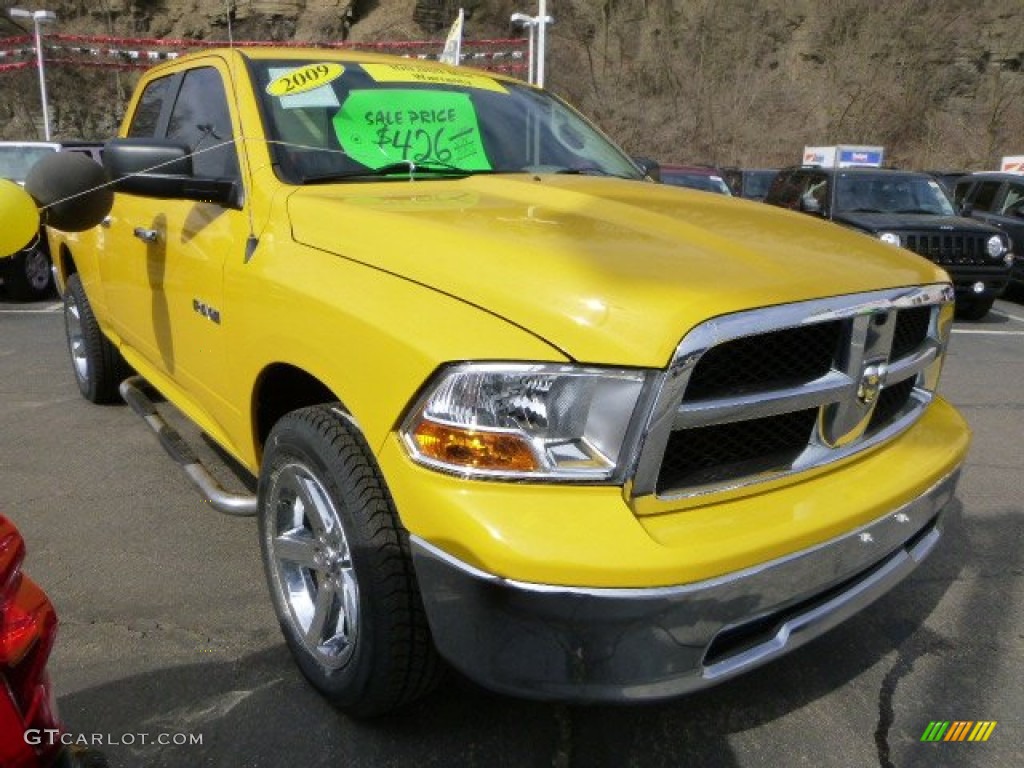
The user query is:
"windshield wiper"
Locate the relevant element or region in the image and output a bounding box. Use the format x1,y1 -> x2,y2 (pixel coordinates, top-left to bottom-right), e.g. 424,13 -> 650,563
553,167 -> 634,179
842,207 -> 883,213
301,161 -> 493,184
894,208 -> 942,215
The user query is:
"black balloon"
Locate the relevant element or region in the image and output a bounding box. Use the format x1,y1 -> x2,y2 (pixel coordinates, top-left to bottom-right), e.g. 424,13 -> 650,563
25,152 -> 114,232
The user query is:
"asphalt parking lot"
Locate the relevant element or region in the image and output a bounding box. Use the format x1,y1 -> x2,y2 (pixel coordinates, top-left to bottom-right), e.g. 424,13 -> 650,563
1,290 -> 1021,768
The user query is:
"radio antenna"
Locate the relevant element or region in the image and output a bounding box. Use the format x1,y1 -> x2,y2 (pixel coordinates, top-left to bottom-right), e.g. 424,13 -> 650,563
225,0 -> 235,46
223,0 -> 258,260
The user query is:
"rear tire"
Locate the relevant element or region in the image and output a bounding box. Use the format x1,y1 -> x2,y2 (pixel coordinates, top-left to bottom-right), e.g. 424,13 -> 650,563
1,242 -> 53,301
63,273 -> 129,403
258,404 -> 442,716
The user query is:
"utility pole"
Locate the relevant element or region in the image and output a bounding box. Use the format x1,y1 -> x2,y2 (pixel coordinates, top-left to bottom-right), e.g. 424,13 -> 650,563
8,8 -> 58,140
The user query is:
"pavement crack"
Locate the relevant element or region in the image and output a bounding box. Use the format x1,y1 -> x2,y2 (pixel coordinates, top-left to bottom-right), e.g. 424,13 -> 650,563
874,628 -> 955,768
143,680 -> 281,730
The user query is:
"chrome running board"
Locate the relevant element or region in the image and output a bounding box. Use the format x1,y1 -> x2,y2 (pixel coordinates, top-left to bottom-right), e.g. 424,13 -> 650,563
119,376 -> 257,516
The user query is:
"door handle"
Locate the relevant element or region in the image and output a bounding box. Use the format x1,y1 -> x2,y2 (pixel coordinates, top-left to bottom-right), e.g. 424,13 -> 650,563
133,227 -> 159,243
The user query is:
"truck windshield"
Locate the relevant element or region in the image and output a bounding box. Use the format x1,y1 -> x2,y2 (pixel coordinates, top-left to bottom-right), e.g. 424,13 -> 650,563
250,59 -> 643,183
834,173 -> 956,216
0,146 -> 58,184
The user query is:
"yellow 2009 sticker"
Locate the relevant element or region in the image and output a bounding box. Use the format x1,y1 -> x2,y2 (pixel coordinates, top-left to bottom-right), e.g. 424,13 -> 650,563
266,63 -> 345,97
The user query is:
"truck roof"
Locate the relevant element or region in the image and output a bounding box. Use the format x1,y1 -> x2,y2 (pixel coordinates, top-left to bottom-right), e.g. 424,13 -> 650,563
142,45 -> 520,85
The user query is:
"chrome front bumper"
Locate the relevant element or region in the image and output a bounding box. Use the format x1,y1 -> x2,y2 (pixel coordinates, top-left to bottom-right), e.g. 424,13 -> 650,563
411,469 -> 959,702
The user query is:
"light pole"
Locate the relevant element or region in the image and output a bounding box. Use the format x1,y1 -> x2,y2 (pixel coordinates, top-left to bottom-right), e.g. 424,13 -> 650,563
510,13 -> 537,85
511,7 -> 553,87
535,0 -> 548,88
8,7 -> 57,141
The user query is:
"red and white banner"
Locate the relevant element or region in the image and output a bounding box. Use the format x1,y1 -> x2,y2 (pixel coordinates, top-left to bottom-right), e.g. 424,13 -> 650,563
0,33 -> 527,75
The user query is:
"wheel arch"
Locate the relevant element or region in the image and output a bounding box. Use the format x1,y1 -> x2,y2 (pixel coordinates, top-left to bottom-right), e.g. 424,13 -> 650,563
56,241 -> 78,286
252,363 -> 345,463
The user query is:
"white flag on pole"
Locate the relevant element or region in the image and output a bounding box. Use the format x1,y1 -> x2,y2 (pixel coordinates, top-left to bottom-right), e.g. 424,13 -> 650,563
439,8 -> 464,66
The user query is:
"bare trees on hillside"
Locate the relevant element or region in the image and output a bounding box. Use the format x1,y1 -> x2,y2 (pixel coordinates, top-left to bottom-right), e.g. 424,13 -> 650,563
548,0 -> 1023,170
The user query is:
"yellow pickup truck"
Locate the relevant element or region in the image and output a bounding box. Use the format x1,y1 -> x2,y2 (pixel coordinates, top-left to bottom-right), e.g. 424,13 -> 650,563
49,48 -> 969,716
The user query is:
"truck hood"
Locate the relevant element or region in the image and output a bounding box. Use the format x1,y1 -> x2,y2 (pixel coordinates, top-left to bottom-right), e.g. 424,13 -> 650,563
287,175 -> 948,367
831,211 -> 1000,234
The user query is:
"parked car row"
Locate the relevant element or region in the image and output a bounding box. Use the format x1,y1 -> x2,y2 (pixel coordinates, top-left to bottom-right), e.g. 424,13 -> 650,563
762,166 -> 1014,319
655,164 -> 780,200
654,159 -> 1019,319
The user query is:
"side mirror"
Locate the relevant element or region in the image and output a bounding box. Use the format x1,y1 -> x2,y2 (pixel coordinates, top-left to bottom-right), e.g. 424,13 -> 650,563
25,151 -> 113,232
959,202 -> 974,217
633,156 -> 661,182
104,138 -> 240,209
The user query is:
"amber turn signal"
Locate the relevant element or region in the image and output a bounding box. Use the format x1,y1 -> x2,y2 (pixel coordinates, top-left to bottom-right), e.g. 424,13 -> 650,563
412,420 -> 539,472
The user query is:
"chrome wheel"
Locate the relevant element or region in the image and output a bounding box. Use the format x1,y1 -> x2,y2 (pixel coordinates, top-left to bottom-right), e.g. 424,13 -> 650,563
258,405 -> 441,714
23,247 -> 51,292
266,462 -> 360,669
62,273 -> 128,404
65,288 -> 90,386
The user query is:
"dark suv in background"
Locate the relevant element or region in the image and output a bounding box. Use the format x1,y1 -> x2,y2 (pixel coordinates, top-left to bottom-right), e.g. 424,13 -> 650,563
765,166 -> 1013,319
721,167 -> 779,200
954,172 -> 1024,294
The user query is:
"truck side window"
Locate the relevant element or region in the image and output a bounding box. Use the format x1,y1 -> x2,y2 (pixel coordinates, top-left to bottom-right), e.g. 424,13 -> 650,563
166,67 -> 240,181
1000,183 -> 1024,216
771,171 -> 806,209
127,76 -> 174,138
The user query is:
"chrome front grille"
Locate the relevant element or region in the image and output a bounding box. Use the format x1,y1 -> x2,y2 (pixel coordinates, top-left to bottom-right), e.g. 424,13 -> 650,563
656,408 -> 818,491
890,305 -> 931,359
630,285 -> 954,505
902,233 -> 991,266
682,321 -> 843,400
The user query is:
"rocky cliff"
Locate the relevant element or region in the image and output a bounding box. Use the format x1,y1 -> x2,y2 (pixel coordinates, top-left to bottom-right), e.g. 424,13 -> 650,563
2,0 -> 1021,169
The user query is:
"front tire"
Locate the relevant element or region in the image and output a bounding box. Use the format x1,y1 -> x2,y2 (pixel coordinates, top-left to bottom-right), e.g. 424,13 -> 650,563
954,295 -> 995,321
63,273 -> 128,403
258,405 -> 441,716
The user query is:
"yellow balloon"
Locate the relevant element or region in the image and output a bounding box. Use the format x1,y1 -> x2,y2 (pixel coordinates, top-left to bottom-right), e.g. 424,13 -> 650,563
0,179 -> 40,259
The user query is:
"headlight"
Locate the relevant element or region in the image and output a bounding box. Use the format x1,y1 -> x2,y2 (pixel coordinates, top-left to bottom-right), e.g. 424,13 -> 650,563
879,232 -> 901,246
400,363 -> 650,481
986,235 -> 1006,258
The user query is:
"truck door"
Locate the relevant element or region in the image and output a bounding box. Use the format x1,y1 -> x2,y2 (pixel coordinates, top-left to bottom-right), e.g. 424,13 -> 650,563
98,73 -> 175,350
102,60 -> 245,424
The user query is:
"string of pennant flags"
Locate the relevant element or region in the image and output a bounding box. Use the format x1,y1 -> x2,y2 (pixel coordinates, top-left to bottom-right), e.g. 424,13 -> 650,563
0,33 -> 528,75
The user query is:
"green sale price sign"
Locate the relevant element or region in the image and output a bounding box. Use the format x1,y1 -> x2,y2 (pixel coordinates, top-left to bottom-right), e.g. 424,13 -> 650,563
334,89 -> 492,171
